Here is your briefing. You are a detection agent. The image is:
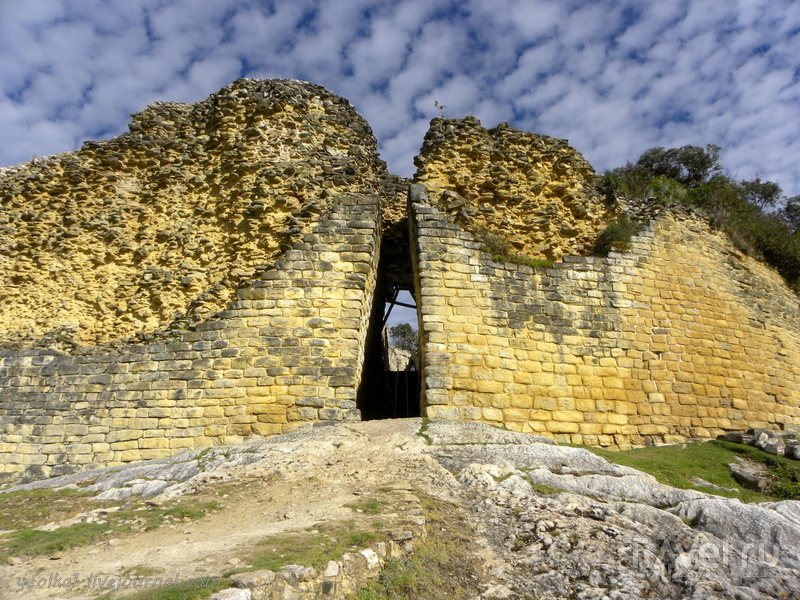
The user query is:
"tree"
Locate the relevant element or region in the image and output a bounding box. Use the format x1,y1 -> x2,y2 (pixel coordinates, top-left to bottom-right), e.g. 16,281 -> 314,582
636,144 -> 722,187
741,177 -> 783,208
781,196 -> 800,234
389,323 -> 419,356
601,143 -> 800,288
686,174 -> 747,212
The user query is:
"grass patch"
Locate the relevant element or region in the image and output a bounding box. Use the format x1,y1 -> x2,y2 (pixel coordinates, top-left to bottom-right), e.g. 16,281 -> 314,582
351,496 -> 483,600
504,255 -> 554,269
230,521 -> 387,576
770,463 -> 800,500
120,565 -> 166,578
0,488 -> 103,530
576,439 -> 800,502
347,498 -> 389,514
0,496 -> 221,561
110,501 -> 222,533
417,418 -> 433,445
91,575 -> 227,600
5,522 -> 109,558
479,231 -> 554,269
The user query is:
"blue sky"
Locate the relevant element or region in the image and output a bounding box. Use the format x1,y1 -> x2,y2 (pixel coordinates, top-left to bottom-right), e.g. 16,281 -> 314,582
1,0 -> 799,196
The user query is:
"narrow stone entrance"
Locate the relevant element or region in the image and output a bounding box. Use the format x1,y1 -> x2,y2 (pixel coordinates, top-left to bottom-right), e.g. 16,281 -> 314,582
357,218 -> 421,419
380,286 -> 420,418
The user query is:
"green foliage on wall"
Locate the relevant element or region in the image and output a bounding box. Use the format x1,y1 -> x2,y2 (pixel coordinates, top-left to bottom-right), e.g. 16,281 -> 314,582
592,217 -> 644,256
477,231 -> 554,268
600,145 -> 800,288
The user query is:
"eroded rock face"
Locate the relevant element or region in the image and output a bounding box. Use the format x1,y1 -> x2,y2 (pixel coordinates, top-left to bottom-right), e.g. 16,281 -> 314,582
0,79 -> 388,348
462,466 -> 800,599
413,117 -> 612,260
424,420 -> 800,600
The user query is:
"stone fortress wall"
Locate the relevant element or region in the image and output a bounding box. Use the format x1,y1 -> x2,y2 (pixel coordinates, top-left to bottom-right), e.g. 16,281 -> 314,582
0,80 -> 387,482
1,79 -> 799,482
0,192 -> 380,482
409,116 -> 800,448
0,79 -> 386,349
410,185 -> 800,449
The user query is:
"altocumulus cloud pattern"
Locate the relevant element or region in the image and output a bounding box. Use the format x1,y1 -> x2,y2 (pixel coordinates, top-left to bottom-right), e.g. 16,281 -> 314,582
0,0 -> 799,192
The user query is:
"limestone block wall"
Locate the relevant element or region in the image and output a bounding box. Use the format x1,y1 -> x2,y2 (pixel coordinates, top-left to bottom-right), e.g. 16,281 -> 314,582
0,193 -> 380,482
0,79 -> 387,349
410,185 -> 800,448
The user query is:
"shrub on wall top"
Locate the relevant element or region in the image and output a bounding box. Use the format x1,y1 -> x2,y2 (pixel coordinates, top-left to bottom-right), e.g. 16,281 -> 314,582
592,217 -> 643,256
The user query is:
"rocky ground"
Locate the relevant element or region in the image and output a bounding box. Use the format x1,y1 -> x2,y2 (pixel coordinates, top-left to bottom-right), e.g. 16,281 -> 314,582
2,419 -> 799,600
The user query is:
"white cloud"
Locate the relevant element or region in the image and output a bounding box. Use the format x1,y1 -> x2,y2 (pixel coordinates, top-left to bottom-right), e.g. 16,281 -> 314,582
0,0 -> 798,196
415,74 -> 480,117
348,16 -> 411,82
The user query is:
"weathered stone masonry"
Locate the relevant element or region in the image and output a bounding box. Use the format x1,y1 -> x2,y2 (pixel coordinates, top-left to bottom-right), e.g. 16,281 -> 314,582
0,79 -> 387,349
410,184 -> 800,448
2,79 -> 800,482
0,192 -> 381,482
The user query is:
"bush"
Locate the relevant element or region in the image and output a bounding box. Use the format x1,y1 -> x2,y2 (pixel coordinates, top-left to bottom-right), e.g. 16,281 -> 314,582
781,196 -> 800,234
599,148 -> 800,290
747,215 -> 800,288
769,462 -> 800,500
479,232 -> 512,257
686,175 -> 746,212
596,166 -> 651,202
647,175 -> 687,204
593,217 -> 643,256
478,231 -> 554,268
687,175 -> 800,287
596,169 -> 686,206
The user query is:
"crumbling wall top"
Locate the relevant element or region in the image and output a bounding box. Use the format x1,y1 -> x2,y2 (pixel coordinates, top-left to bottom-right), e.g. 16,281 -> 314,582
0,79 -> 388,350
413,116 -> 613,260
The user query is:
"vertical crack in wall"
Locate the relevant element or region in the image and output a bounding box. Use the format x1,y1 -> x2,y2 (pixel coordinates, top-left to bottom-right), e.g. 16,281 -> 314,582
357,194 -> 421,420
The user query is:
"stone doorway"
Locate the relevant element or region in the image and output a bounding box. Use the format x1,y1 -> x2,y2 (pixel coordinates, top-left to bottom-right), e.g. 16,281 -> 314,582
357,215 -> 421,420
358,284 -> 420,420
380,287 -> 420,418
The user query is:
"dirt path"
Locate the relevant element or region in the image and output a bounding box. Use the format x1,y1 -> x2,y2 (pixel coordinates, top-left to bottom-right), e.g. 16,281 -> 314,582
1,419 -> 445,600
6,419 -> 795,600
